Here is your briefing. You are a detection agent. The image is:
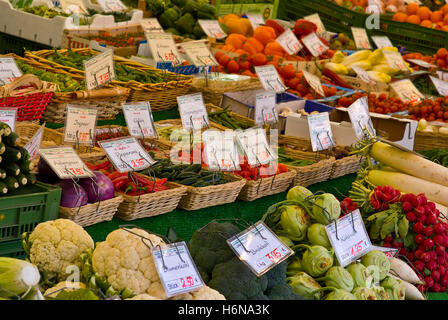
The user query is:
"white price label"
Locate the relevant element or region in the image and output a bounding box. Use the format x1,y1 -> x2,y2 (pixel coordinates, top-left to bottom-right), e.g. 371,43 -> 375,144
198,20 -> 227,39
407,59 -> 436,69
203,130 -> 239,171
97,0 -> 126,12
123,102 -> 156,138
390,79 -> 423,103
0,57 -> 22,85
347,96 -> 376,139
302,70 -> 325,97
367,0 -> 382,13
146,33 -> 184,64
236,128 -> 276,166
308,112 -> 334,152
24,124 -> 44,161
382,50 -> 409,73
255,91 -> 277,125
371,245 -> 399,260
304,13 -> 326,33
177,93 -> 209,131
437,71 -> 448,81
180,42 -> 218,66
152,242 -> 204,297
430,75 -> 448,96
325,209 -> 373,267
301,32 -> 328,57
371,36 -> 393,48
227,221 -> 294,276
246,13 -> 264,30
84,49 -> 115,90
140,18 -> 164,33
39,147 -> 94,179
0,108 -> 17,131
351,27 -> 371,49
276,28 -> 303,55
99,137 -> 155,172
352,65 -> 374,84
254,65 -> 286,93
63,105 -> 98,146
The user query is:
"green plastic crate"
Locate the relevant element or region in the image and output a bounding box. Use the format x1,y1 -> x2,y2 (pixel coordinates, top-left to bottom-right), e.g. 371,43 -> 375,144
0,182 -> 62,244
0,31 -> 51,56
0,240 -> 26,259
214,0 -> 279,19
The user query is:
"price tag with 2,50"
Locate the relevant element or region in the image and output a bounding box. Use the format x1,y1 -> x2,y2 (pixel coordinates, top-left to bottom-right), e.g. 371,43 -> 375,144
326,209 -> 373,267
255,91 -> 277,125
123,102 -> 156,138
97,0 -> 127,12
308,112 -> 334,152
301,32 -> 329,57
84,49 -> 115,90
24,123 -> 45,161
139,18 -> 164,33
351,27 -> 371,49
63,105 -> 98,146
430,75 -> 448,96
227,221 -> 294,276
0,108 -> 17,132
390,79 -> 423,103
99,137 -> 155,173
177,93 -> 209,131
39,147 -> 94,179
180,41 -> 218,66
0,57 -> 22,85
276,28 -> 303,55
254,65 -> 287,93
198,20 -> 227,39
146,33 -> 184,64
371,36 -> 393,48
202,130 -> 240,171
347,96 -> 376,139
152,241 -> 204,297
236,128 -> 276,167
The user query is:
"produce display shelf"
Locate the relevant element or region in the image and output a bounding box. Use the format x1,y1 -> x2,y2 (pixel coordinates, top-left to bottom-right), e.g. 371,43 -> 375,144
0,240 -> 26,259
212,0 -> 279,19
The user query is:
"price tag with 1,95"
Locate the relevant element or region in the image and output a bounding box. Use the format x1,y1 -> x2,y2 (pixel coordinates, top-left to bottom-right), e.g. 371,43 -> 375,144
177,93 -> 210,131
382,50 -> 410,74
302,70 -> 325,98
347,96 -> 376,139
96,0 -> 127,12
180,41 -> 218,66
39,147 -> 94,179
351,27 -> 371,49
24,123 -> 45,161
304,13 -> 326,33
152,241 -> 205,297
276,28 -> 303,55
139,18 -> 164,34
254,65 -> 287,93
0,108 -> 17,132
246,13 -> 265,30
371,36 -> 393,49
390,79 -> 423,103
255,91 -> 277,125
308,112 -> 335,152
122,102 -> 156,138
198,20 -> 227,39
430,75 -> 448,96
98,137 -> 156,173
146,33 -> 184,65
203,130 -> 240,171
63,105 -> 98,146
227,221 -> 294,276
236,127 -> 276,167
84,49 -> 115,90
0,57 -> 22,85
301,32 -> 329,57
325,209 -> 373,267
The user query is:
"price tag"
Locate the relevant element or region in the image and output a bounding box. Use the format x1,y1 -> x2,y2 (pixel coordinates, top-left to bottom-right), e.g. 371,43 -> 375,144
430,75 -> 448,96
254,65 -> 286,93
325,209 -> 373,267
390,79 -> 423,103
0,108 -> 17,131
304,13 -> 326,33
84,49 -> 115,90
371,36 -> 393,48
180,42 -> 218,66
407,59 -> 437,69
351,27 -> 371,49
177,93 -> 209,131
97,0 -> 126,12
347,96 -> 376,139
382,50 -> 409,73
366,0 -> 382,13
123,102 -> 156,138
139,18 -> 164,33
152,241 -> 204,297
236,128 -> 276,166
308,112 -> 334,152
203,130 -> 239,171
301,32 -> 328,57
24,123 -> 44,161
39,147 -> 93,179
371,245 -> 399,260
302,70 -> 325,97
145,33 -> 184,64
0,57 -> 22,85
63,105 -> 98,146
246,13 -> 264,30
352,65 -> 374,84
198,20 -> 227,39
99,137 -> 155,172
276,28 -> 303,55
437,71 -> 448,81
227,221 -> 294,276
255,91 -> 277,125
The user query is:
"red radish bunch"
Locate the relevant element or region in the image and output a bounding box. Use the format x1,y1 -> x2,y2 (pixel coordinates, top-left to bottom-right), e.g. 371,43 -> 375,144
369,185 -> 401,211
340,197 -> 358,215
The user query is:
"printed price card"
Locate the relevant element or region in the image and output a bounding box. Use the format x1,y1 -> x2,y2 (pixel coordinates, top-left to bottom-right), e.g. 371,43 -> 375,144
123,102 -> 156,138
308,112 -> 334,152
152,242 -> 204,297
180,42 -> 218,66
145,33 -> 183,64
301,32 -> 329,57
352,65 -> 374,84
390,79 -> 423,103
351,27 -> 371,49
0,108 -> 17,131
236,128 -> 276,166
382,50 -> 409,73
0,57 -> 22,85
325,209 -> 373,267
304,13 -> 326,32
371,36 -> 393,48
227,221 -> 294,276
371,245 -> 399,260
255,91 -> 277,125
84,49 -> 115,90
203,130 -> 239,171
347,96 -> 376,139
198,20 -> 227,39
246,13 -> 264,30
303,70 -> 325,97
430,75 -> 448,96
24,123 -> 45,161
177,93 -> 209,131
254,65 -> 286,93
39,147 -> 94,179
99,137 -> 155,172
63,105 -> 98,146
276,28 -> 303,55
140,18 -> 164,33
97,0 -> 127,12
407,59 -> 437,69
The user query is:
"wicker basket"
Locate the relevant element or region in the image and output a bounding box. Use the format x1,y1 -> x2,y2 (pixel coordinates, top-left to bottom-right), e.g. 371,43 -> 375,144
59,195 -> 123,227
205,103 -> 256,129
288,157 -> 336,187
330,155 -> 361,179
237,170 -> 296,202
25,48 -> 193,111
414,131 -> 448,151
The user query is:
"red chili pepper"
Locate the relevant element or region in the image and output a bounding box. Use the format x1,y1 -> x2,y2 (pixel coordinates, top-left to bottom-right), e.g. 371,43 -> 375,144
124,182 -> 137,195
114,177 -> 129,190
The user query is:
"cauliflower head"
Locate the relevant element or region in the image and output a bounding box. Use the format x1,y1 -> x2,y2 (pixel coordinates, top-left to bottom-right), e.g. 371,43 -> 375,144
28,219 -> 94,282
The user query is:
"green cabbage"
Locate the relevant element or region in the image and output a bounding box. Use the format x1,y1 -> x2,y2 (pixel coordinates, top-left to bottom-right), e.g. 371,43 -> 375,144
307,223 -> 332,249
309,193 -> 341,225
298,245 -> 334,277
287,186 -> 313,203
360,250 -> 390,281
345,263 -> 368,288
380,276 -> 405,300
317,266 -> 354,292
286,272 -> 322,300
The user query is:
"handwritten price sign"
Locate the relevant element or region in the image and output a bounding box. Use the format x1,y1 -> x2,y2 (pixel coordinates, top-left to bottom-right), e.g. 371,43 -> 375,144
276,29 -> 303,55
146,33 -> 183,64
203,130 -> 239,171
97,0 -> 127,12
301,32 -> 328,57
63,105 -> 98,146
308,112 -> 334,152
39,147 -> 94,179
177,93 -> 209,131
351,27 -> 371,49
236,128 -> 276,167
123,102 -> 156,138
255,91 -> 277,125
198,20 -> 227,39
371,36 -> 393,48
0,57 -> 22,85
84,49 -> 115,90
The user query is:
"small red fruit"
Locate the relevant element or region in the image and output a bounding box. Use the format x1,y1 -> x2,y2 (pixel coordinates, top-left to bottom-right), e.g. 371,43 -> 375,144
434,235 -> 445,246
414,260 -> 425,272
406,212 -> 417,222
402,201 -> 413,212
423,226 -> 434,237
427,260 -> 438,271
418,193 -> 428,206
384,235 -> 393,243
424,238 -> 434,249
436,246 -> 446,256
383,242 -> 392,248
417,215 -> 427,224
425,276 -> 434,288
426,214 -> 437,226
432,270 -> 441,281
432,283 -> 441,292
422,252 -> 431,263
439,265 -> 446,276
435,223 -> 445,235
427,202 -> 436,212
415,249 -> 424,259
407,252 -> 415,261
410,194 -> 419,207
414,222 -> 424,234
415,234 -> 425,244
414,206 -> 425,216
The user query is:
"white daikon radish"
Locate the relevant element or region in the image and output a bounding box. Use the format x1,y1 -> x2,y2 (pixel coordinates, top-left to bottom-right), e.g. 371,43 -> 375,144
389,274 -> 425,300
390,258 -> 423,284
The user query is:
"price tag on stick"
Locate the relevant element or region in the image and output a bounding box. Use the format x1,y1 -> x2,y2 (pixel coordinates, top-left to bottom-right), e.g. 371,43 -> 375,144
352,65 -> 375,84
351,27 -> 371,49
255,91 -> 277,125
24,123 -> 45,161
84,49 -> 115,90
407,59 -> 437,69
0,108 -> 17,132
276,29 -> 303,55
177,93 -> 209,131
308,112 -> 334,152
301,32 -> 328,57
371,36 -> 393,48
139,18 -> 163,33
255,65 -> 287,93
63,105 -> 98,146
347,96 -> 376,139
180,42 -> 218,66
123,102 -> 156,138
325,209 -> 373,267
0,57 -> 22,85
302,70 -> 325,97
39,147 -> 94,179
198,20 -> 227,39
430,75 -> 448,96
227,221 -> 294,276
152,242 -> 205,297
202,130 -> 239,171
236,128 -> 276,166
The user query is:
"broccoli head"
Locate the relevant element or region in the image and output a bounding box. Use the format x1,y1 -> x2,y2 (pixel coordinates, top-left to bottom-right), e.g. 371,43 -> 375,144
265,261 -> 287,290
266,283 -> 305,300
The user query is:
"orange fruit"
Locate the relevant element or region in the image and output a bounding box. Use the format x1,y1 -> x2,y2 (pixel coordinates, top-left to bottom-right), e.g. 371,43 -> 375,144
442,25 -> 448,32
442,4 -> 448,15
406,3 -> 419,15
444,15 -> 448,25
437,48 -> 448,59
420,20 -> 433,27
416,6 -> 431,20
431,10 -> 443,22
393,12 -> 407,22
406,15 -> 421,24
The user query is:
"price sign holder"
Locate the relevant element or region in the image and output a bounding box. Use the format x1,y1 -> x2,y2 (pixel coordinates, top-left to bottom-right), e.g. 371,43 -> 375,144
351,27 -> 371,49
390,79 -> 423,103
145,33 -> 183,65
203,130 -> 240,173
24,123 -> 45,161
301,32 -> 329,57
430,75 -> 448,96
177,93 -> 210,131
180,41 -> 218,67
84,49 -> 115,90
308,112 -> 335,153
255,91 -> 278,125
276,29 -> 303,55
139,18 -> 164,33
371,36 -> 393,49
347,96 -> 376,139
123,101 -> 157,139
0,57 -> 22,85
254,65 -> 287,93
63,105 -> 98,149
325,209 -> 373,267
198,20 -> 227,39
0,108 -> 17,132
